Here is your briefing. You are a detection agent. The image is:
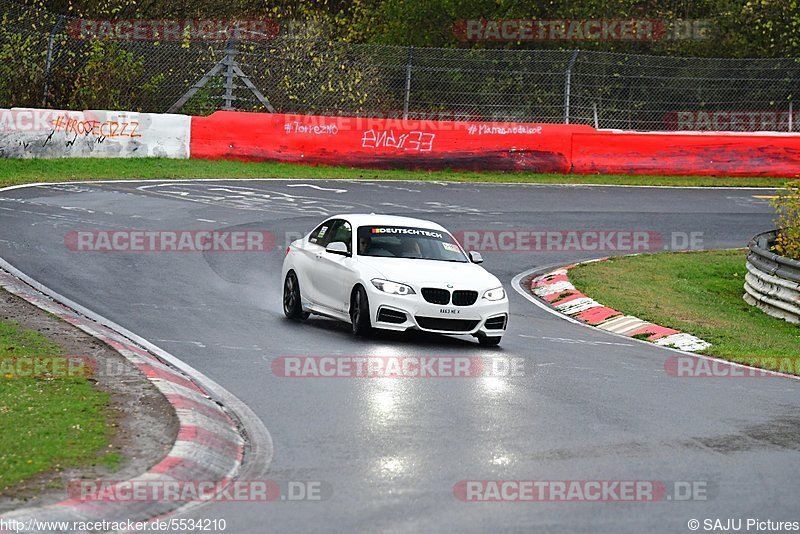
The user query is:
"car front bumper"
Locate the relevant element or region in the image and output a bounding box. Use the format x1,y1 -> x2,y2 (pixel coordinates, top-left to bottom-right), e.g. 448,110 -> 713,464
366,285 -> 509,337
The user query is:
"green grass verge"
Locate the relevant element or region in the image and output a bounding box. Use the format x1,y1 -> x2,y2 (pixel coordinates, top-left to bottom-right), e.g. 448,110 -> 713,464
568,250 -> 800,373
0,158 -> 791,189
0,314 -> 115,492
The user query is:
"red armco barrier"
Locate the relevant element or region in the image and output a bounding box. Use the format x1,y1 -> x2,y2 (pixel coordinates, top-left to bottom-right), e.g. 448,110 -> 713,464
189,111 -> 800,177
190,111 -> 595,173
571,131 -> 800,177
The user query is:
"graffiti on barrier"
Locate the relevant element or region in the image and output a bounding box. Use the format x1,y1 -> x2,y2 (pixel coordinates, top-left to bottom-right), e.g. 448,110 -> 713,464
467,124 -> 544,136
361,129 -> 435,152
0,108 -> 190,159
283,121 -> 339,135
51,114 -> 142,138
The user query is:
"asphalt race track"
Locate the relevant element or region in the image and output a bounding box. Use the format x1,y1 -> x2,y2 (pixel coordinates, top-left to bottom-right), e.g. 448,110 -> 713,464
1,180 -> 798,533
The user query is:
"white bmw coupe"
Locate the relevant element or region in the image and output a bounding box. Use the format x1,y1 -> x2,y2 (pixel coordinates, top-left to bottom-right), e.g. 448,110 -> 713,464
281,214 -> 508,346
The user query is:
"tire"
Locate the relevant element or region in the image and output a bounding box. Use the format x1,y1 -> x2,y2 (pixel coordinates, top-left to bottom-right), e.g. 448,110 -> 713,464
350,286 -> 372,336
283,271 -> 309,320
477,334 -> 502,347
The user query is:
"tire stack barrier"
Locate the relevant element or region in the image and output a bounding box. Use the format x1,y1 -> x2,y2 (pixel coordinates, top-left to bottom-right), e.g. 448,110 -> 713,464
744,230 -> 800,324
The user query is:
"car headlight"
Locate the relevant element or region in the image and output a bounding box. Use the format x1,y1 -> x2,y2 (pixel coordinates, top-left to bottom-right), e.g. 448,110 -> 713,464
371,279 -> 416,296
483,287 -> 506,301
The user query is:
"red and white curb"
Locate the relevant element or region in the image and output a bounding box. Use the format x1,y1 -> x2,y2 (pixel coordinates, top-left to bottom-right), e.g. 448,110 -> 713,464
0,262 -> 271,532
530,260 -> 711,352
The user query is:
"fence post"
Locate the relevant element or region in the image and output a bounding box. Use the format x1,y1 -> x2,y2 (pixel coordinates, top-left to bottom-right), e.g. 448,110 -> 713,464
222,33 -> 238,111
790,101 -> 793,132
403,46 -> 414,120
42,15 -> 66,108
563,50 -> 579,124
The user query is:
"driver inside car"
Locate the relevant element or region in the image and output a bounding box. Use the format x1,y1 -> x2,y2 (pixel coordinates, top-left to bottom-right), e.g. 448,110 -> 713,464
399,239 -> 421,258
358,235 -> 372,255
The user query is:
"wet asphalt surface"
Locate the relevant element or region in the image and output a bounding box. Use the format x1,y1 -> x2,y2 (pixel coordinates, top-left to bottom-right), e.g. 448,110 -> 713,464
1,180 -> 798,533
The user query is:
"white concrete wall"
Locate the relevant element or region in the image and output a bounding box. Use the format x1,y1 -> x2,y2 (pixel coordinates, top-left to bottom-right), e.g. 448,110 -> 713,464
0,108 -> 190,159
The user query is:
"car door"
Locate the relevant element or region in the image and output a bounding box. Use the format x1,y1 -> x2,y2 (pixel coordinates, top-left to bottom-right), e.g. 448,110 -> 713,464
295,219 -> 334,305
312,219 -> 356,312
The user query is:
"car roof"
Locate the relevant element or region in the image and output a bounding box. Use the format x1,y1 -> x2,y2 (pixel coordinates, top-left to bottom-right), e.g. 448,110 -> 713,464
328,214 -> 449,232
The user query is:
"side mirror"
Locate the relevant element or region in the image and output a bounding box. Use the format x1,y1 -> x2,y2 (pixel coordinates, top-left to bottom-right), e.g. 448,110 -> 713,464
326,241 -> 350,256
469,251 -> 483,264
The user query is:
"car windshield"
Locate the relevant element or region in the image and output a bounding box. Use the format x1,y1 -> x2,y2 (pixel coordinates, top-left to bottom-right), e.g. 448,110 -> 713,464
356,225 -> 468,262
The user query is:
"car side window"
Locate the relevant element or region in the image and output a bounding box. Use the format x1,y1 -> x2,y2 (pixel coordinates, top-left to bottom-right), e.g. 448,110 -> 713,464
308,221 -> 333,246
326,220 -> 352,253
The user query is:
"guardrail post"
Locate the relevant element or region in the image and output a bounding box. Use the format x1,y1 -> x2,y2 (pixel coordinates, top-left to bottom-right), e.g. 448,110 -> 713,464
222,34 -> 238,111
42,15 -> 66,108
563,50 -> 579,124
403,46 -> 414,120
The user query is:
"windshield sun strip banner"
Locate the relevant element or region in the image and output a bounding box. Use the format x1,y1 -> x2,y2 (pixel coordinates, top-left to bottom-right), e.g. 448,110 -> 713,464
367,227 -> 445,240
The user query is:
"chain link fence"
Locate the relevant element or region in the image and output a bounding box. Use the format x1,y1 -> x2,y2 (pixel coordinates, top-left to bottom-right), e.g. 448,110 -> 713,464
2,0 -> 800,131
